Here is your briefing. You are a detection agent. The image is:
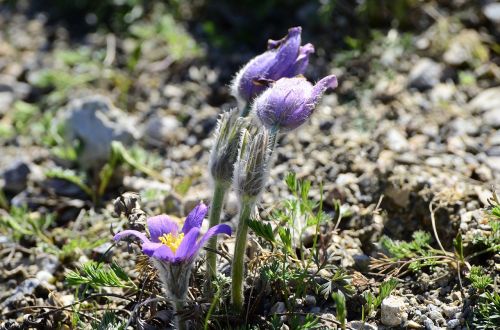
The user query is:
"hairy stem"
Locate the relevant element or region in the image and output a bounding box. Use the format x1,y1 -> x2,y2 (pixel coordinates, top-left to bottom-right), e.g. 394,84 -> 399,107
173,300 -> 187,330
205,181 -> 228,292
231,199 -> 254,313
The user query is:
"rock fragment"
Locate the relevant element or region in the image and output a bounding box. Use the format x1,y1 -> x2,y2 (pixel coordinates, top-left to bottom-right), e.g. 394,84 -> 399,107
407,58 -> 443,90
63,95 -> 136,169
381,296 -> 407,327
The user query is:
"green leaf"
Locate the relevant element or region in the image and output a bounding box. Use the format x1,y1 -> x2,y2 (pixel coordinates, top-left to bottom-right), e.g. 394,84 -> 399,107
247,219 -> 275,244
278,227 -> 292,253
66,261 -> 135,289
333,290 -> 347,330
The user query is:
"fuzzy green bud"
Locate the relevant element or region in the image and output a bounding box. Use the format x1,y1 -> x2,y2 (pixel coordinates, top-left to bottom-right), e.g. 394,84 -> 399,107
209,110 -> 248,186
233,127 -> 271,201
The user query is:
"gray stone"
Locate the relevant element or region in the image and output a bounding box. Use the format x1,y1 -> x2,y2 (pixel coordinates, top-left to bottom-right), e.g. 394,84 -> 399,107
1,278 -> 41,307
428,310 -> 442,321
447,319 -> 460,329
423,318 -> 438,330
304,295 -> 316,307
353,253 -> 371,272
63,95 -> 136,169
381,296 -> 408,326
486,146 -> 500,157
483,3 -> 500,24
427,304 -> 439,312
348,320 -> 378,330
408,58 -> 443,90
270,301 -> 286,314
1,161 -> 30,193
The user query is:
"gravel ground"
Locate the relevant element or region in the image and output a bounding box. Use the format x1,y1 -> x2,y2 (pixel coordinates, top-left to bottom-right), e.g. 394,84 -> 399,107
0,1 -> 499,329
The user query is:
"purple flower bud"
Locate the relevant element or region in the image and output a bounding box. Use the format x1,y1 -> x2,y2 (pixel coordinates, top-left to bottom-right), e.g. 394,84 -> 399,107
254,75 -> 338,132
231,27 -> 315,103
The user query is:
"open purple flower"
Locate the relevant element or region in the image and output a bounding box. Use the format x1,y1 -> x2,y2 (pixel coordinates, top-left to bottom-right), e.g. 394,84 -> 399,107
231,26 -> 315,103
115,203 -> 231,327
254,75 -> 338,132
114,202 -> 231,264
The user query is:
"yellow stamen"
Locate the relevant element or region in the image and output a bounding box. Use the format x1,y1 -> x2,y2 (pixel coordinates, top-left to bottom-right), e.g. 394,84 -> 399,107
158,233 -> 184,253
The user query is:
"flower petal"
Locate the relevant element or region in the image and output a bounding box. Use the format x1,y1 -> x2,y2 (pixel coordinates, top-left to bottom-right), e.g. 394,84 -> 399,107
181,202 -> 208,234
233,51 -> 276,101
114,230 -> 150,244
268,27 -> 302,78
308,75 -> 338,107
192,224 -> 232,258
152,245 -> 175,262
285,43 -> 315,77
147,215 -> 178,242
174,227 -> 200,262
142,242 -> 163,257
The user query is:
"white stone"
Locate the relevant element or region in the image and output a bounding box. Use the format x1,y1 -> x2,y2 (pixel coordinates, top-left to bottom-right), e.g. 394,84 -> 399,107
484,3 -> 500,24
381,296 -> 407,327
63,95 -> 136,168
442,305 -> 460,318
468,87 -> 500,113
484,109 -> 500,128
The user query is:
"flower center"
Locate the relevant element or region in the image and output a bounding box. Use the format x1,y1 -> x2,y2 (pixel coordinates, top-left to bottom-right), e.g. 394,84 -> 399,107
158,233 -> 184,253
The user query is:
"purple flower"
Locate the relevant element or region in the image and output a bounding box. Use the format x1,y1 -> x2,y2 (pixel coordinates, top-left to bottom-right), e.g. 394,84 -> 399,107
114,202 -> 231,264
231,26 -> 315,103
254,75 -> 338,132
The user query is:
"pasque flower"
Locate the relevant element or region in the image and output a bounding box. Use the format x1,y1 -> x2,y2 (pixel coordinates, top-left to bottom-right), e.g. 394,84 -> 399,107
114,203 -> 231,329
231,26 -> 315,104
254,75 -> 338,132
114,203 -> 230,264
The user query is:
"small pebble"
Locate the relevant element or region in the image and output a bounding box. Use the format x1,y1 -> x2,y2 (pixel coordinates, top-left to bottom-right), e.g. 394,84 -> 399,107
447,319 -> 460,329
381,295 -> 408,326
407,320 -> 423,329
442,305 -> 460,318
270,302 -> 286,314
428,310 -> 443,321
304,295 -> 316,307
